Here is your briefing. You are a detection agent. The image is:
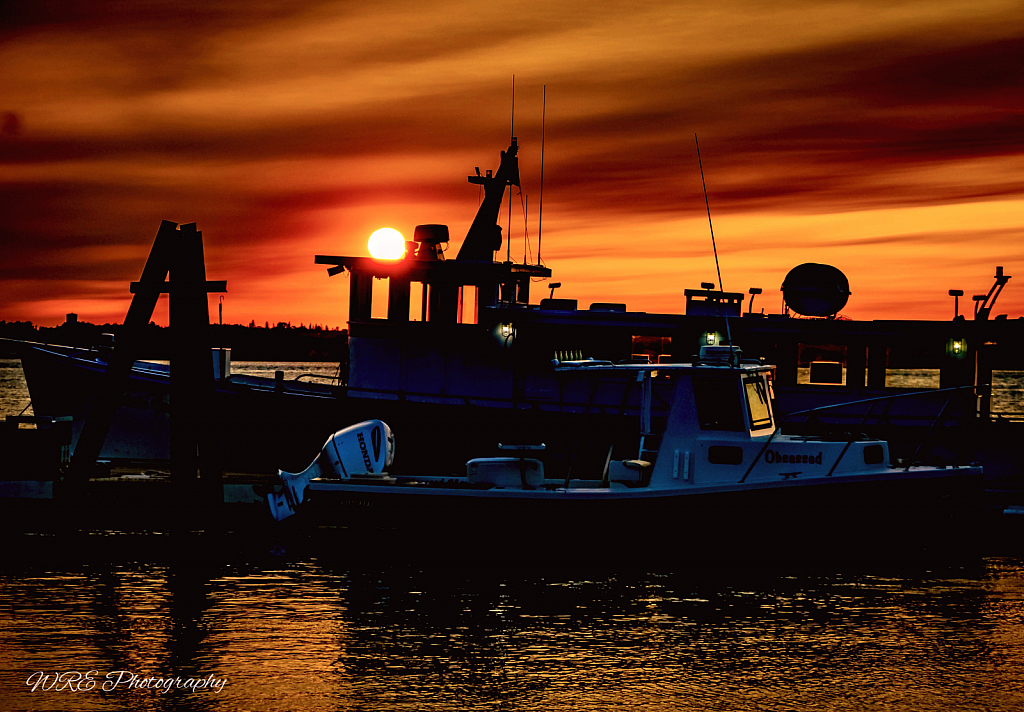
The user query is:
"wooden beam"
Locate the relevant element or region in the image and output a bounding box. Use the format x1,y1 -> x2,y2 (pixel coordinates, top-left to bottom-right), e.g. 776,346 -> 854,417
129,280 -> 227,294
68,220 -> 178,481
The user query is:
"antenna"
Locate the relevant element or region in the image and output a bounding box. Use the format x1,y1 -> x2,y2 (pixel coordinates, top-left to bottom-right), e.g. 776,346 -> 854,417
524,194 -> 528,263
695,133 -> 733,351
507,74 -> 514,263
538,84 -> 546,265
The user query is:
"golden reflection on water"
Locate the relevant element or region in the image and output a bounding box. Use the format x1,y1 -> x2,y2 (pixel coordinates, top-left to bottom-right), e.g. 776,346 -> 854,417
1,533 -> 1024,711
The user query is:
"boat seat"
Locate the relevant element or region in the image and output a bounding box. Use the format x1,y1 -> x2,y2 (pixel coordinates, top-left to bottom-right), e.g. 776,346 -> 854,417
608,459 -> 651,483
487,443 -> 547,489
467,457 -> 544,488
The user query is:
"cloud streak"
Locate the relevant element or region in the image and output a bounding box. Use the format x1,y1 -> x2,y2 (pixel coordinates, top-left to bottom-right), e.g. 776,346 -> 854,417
2,0 -> 1022,325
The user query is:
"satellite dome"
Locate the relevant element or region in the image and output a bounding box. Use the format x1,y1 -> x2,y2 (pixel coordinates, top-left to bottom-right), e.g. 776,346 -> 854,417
782,263 -> 851,317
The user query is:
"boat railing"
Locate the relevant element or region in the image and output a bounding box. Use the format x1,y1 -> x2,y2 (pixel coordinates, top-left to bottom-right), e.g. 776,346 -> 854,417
219,376 -> 674,420
740,385 -> 976,483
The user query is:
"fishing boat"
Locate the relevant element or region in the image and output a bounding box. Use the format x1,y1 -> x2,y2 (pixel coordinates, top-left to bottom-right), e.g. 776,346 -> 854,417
9,136 -> 1024,486
267,346 -> 985,529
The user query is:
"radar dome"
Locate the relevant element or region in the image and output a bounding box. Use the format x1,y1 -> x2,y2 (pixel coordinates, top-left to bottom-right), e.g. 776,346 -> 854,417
782,263 -> 851,317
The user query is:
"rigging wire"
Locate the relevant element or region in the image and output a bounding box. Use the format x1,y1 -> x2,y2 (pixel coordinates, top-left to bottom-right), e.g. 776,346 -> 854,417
695,133 -> 733,349
521,191 -> 532,264
507,74 -> 514,264
538,84 -> 545,266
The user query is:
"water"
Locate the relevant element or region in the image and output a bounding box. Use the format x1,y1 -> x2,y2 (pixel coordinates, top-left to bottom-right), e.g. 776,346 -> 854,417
0,360 -> 341,421
0,359 -> 34,417
230,362 -> 340,384
1,532 -> 1023,712
2,359 -> 1024,710
793,366 -> 1024,409
993,371 -> 1024,416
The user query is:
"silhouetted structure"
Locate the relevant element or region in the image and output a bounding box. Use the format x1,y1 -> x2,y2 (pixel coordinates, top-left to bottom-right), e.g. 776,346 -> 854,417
7,141 -> 1024,490
68,221 -> 226,494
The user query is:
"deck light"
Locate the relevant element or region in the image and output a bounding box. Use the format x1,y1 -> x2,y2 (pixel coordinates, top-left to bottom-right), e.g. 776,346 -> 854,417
705,331 -> 717,346
368,228 -> 406,260
495,322 -> 516,348
947,337 -> 967,359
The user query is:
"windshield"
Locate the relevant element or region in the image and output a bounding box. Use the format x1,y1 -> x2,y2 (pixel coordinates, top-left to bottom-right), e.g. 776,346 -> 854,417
744,375 -> 773,430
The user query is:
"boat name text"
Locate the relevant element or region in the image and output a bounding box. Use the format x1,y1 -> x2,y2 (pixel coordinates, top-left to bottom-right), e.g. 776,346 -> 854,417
357,432 -> 374,473
764,450 -> 822,465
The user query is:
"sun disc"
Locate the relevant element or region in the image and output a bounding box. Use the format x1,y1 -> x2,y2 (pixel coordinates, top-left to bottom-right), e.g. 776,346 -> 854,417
367,228 -> 405,260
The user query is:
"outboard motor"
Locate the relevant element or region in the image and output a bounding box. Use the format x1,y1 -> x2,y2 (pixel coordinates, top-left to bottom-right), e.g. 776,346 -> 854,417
267,420 -> 394,521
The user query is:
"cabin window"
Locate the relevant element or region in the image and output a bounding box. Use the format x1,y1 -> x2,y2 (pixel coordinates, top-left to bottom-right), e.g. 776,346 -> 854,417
993,371 -> 1024,415
692,376 -> 745,431
743,375 -> 773,430
882,342 -> 941,389
409,282 -> 428,322
371,277 -> 390,320
885,368 -> 940,389
708,446 -> 744,465
863,444 -> 884,464
797,344 -> 847,386
459,285 -> 478,324
632,335 -> 671,364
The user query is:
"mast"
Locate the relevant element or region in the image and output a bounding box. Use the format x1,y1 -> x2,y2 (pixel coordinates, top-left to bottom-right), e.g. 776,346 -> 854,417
458,139 -> 521,262
538,85 -> 545,265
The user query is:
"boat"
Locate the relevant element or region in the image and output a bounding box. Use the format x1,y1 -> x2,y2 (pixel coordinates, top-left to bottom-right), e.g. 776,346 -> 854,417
8,136 -> 1024,488
266,346 -> 985,529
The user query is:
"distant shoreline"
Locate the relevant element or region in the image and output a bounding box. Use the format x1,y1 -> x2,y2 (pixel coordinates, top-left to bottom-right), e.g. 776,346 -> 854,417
0,320 -> 348,364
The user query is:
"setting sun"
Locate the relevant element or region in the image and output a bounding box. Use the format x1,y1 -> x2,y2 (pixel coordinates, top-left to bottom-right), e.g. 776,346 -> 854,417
367,228 -> 405,260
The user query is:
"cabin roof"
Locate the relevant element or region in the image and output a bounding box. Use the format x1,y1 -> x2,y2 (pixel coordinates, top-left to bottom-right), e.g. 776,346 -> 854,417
552,361 -> 773,375
315,255 -> 550,282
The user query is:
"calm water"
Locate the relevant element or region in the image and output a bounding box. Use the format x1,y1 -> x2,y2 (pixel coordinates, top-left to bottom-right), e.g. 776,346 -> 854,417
1,532 -> 1024,712
2,359 -> 1024,710
0,360 -> 341,419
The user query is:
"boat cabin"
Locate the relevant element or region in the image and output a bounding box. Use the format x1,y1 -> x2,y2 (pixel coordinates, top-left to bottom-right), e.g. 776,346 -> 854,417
312,139 -> 1022,449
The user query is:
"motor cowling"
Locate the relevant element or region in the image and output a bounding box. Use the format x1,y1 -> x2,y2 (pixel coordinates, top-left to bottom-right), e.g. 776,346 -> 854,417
322,419 -> 394,477
268,420 -> 394,521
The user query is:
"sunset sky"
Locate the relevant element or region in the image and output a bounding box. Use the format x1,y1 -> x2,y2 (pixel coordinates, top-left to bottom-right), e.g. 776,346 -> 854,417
2,0 -> 1022,327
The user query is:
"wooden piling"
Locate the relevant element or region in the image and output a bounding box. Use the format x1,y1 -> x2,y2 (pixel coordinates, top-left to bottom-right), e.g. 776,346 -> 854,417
65,221 -> 227,513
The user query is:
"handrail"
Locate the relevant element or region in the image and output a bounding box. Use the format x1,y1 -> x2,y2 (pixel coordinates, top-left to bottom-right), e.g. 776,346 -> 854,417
739,385 -> 975,483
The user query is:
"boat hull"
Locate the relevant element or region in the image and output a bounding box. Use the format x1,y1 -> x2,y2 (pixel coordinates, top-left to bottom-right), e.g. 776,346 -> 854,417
15,341 -> 1021,492
16,343 -> 641,476
291,467 -> 986,532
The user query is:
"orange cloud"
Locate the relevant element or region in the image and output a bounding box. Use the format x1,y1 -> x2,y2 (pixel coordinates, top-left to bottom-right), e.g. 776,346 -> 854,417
1,0 -> 1022,326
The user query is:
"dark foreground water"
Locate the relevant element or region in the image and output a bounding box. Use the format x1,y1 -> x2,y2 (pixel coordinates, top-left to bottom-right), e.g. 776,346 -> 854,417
3,360 -> 1024,710
1,531 -> 1023,712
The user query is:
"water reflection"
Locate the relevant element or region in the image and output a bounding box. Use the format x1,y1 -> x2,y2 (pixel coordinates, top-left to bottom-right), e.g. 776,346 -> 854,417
2,532 -> 1023,711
